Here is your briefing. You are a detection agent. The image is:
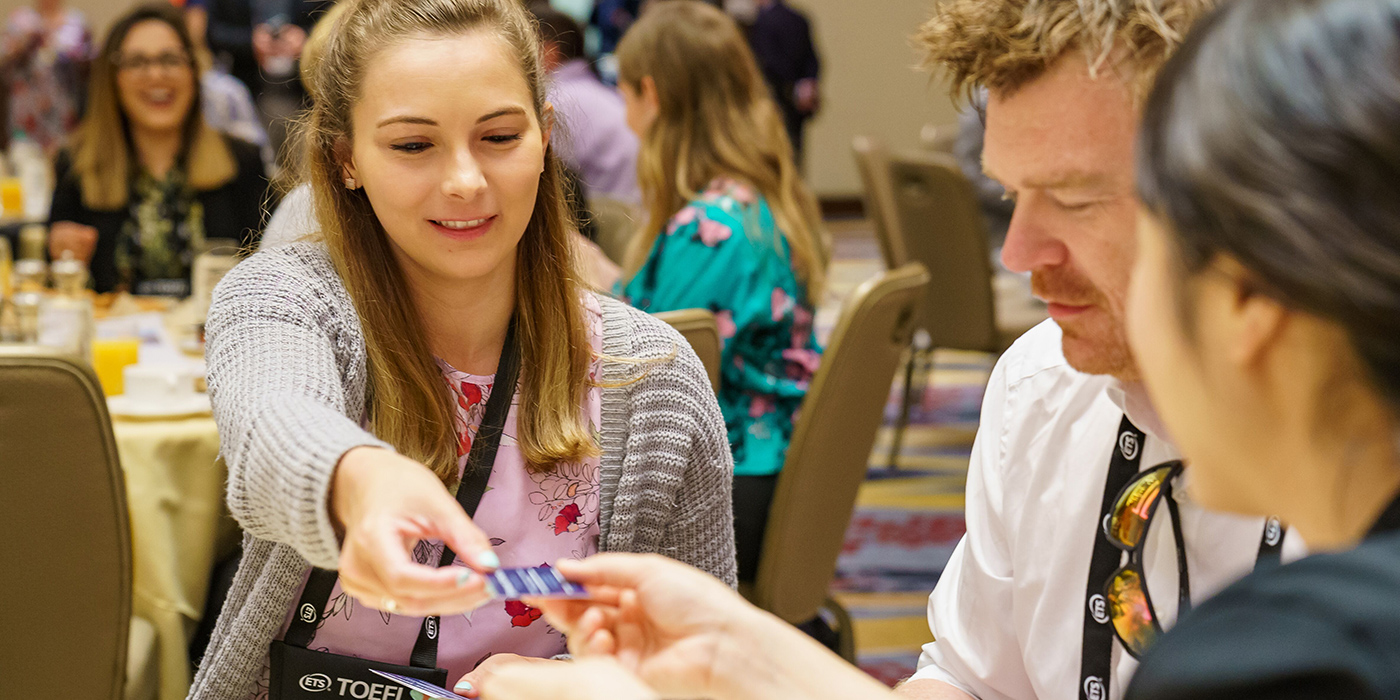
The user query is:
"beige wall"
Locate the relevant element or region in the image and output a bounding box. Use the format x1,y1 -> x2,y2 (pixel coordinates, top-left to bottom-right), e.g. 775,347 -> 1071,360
797,0 -> 957,198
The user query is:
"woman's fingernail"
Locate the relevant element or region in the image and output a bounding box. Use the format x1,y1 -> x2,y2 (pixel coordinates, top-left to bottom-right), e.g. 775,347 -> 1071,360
454,680 -> 474,692
456,568 -> 473,587
477,551 -> 500,570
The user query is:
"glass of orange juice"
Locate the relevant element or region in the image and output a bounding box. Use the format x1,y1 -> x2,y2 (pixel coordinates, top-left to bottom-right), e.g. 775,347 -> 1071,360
92,338 -> 141,395
0,177 -> 22,217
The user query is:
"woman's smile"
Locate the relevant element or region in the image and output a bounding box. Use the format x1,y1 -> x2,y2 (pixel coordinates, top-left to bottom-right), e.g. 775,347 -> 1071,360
428,215 -> 497,240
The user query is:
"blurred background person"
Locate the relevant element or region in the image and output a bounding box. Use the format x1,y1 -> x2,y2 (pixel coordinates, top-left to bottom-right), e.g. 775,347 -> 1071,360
177,0 -> 273,174
47,2 -> 267,296
1,0 -> 92,155
951,89 -> 1011,249
616,0 -> 826,588
747,0 -> 819,165
530,2 -> 639,206
204,0 -> 330,163
589,0 -> 641,57
257,0 -> 343,250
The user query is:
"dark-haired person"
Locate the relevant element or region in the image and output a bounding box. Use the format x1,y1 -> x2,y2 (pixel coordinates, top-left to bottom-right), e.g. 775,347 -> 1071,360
1122,0 -> 1400,697
747,0 -> 820,164
529,3 -> 639,205
47,3 -> 267,296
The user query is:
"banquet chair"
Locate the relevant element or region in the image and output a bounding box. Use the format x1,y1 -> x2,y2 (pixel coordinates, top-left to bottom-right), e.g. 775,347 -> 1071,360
853,139 -> 1045,468
653,308 -> 722,393
0,347 -> 158,700
588,196 -> 641,266
851,136 -> 907,270
744,263 -> 931,662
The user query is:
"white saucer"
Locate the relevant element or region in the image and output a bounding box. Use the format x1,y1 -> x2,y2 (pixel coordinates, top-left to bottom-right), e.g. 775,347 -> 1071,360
108,393 -> 212,419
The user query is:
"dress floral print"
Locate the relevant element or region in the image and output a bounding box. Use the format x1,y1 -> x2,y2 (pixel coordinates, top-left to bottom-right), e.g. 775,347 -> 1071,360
246,297 -> 605,698
621,177 -> 821,477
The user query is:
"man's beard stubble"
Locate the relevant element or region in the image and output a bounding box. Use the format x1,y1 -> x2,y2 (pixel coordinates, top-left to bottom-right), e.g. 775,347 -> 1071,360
1031,268 -> 1138,381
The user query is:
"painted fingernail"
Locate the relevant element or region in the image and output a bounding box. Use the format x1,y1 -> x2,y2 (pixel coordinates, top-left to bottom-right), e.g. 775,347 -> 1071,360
477,551 -> 500,570
454,680 -> 474,692
456,568 -> 473,587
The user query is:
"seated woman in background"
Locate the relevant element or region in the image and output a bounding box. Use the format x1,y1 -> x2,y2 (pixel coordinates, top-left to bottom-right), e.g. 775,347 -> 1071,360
616,0 -> 827,582
475,0 -> 1400,699
47,3 -> 266,296
192,0 -> 735,698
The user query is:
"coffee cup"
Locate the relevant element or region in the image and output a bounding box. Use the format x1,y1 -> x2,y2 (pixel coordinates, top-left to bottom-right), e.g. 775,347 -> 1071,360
122,364 -> 196,404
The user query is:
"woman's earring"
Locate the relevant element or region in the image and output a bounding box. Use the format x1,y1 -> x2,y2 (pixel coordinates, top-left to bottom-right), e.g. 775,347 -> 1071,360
343,176 -> 359,190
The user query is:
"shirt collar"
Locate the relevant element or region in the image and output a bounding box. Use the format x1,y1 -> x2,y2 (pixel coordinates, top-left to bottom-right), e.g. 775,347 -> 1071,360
1104,378 -> 1174,444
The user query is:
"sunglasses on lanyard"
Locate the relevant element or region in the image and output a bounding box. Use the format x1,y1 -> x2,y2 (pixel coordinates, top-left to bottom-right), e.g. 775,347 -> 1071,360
1102,460 -> 1189,659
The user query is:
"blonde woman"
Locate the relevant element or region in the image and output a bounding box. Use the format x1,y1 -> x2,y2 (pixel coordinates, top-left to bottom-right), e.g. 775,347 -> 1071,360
47,2 -> 266,296
616,0 -> 827,583
192,0 -> 735,697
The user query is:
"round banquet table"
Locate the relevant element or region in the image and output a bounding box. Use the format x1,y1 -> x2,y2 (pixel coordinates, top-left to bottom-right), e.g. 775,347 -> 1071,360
112,413 -> 235,700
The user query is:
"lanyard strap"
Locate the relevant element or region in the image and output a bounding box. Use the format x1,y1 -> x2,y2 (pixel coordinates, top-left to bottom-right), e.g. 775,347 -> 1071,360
283,317 -> 522,670
1079,416 -> 1145,700
1256,516 -> 1284,566
1080,416 -> 1289,698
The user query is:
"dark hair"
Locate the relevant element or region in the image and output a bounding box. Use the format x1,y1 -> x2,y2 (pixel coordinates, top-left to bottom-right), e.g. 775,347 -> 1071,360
528,3 -> 586,62
1139,0 -> 1400,409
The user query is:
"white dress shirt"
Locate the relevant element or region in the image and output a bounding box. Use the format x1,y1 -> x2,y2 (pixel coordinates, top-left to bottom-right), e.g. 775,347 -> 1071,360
910,320 -> 1303,700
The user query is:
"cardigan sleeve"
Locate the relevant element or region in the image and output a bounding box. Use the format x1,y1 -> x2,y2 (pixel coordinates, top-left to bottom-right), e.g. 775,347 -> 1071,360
662,336 -> 740,588
204,245 -> 391,569
599,298 -> 739,588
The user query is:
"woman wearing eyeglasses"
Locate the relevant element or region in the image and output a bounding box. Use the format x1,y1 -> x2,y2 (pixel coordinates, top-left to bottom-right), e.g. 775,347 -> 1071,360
47,2 -> 267,296
466,0 -> 1400,698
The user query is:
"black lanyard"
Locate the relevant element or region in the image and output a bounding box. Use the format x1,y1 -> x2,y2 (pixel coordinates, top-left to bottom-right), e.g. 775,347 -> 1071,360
1079,415 -> 1285,700
283,317 -> 521,668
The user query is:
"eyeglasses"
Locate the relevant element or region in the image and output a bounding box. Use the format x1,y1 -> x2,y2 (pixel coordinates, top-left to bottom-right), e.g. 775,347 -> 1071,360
112,51 -> 192,73
1102,460 -> 1189,659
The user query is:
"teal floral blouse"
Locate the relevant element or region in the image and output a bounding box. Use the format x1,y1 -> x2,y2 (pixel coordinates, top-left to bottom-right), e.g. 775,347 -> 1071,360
622,178 -> 821,477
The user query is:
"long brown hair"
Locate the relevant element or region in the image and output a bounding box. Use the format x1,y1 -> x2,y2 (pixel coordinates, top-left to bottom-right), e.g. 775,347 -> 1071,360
70,3 -> 235,210
303,0 -> 595,481
617,0 -> 826,304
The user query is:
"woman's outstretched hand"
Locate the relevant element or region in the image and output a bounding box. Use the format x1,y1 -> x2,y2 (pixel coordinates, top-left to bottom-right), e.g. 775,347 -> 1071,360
330,446 -> 498,617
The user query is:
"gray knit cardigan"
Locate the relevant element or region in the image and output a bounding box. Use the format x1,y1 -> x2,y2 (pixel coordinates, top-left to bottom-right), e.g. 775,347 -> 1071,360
188,242 -> 737,700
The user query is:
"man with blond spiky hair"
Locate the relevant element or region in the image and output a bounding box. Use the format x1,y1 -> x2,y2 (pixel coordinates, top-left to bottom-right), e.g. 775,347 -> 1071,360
897,2 -> 1302,700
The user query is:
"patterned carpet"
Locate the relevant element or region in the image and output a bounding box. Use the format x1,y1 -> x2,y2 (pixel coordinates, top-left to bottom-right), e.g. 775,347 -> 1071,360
815,220 -> 1003,686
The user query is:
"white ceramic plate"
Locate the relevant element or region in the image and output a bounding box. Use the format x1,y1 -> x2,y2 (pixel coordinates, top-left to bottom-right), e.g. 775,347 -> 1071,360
108,393 -> 212,419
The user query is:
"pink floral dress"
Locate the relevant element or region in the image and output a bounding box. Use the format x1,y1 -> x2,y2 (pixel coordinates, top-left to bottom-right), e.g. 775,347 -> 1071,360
248,297 -> 604,697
